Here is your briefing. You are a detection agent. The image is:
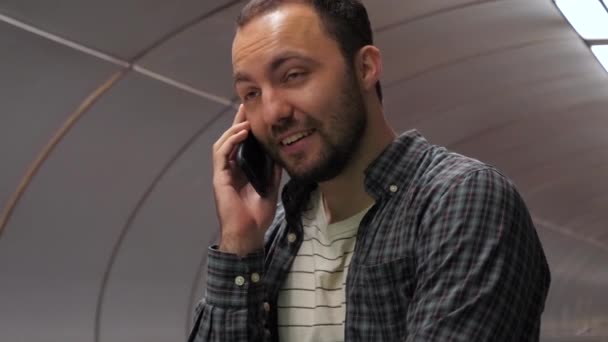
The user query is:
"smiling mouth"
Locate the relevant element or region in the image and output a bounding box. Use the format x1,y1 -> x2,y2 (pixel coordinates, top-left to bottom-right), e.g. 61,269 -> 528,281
280,129 -> 315,146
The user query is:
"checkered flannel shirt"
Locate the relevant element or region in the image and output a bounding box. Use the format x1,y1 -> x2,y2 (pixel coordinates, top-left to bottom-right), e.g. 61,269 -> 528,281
190,130 -> 551,342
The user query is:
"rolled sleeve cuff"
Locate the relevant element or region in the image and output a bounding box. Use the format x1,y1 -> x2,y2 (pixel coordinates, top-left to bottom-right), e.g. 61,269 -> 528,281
205,245 -> 266,308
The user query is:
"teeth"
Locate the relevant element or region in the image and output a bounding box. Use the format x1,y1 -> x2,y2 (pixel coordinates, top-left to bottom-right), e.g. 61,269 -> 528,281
282,130 -> 313,146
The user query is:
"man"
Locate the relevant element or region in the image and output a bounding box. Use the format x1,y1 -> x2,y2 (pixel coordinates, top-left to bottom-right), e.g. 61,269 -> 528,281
189,0 -> 550,341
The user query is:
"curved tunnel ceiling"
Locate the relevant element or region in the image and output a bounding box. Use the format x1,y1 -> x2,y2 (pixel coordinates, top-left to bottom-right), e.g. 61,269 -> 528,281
0,0 -> 607,341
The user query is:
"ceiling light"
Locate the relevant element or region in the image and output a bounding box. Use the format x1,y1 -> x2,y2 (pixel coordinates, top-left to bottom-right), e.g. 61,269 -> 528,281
591,45 -> 608,73
555,0 -> 608,40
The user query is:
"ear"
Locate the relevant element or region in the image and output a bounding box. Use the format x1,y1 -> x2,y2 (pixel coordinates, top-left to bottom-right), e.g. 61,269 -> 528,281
355,45 -> 383,93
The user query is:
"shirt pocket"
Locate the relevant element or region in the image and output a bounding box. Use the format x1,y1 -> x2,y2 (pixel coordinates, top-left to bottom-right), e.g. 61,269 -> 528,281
352,256 -> 416,340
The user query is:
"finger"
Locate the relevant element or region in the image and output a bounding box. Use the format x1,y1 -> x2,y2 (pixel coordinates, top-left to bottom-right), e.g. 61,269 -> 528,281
214,128 -> 249,172
232,104 -> 246,125
213,121 -> 250,153
228,141 -> 240,161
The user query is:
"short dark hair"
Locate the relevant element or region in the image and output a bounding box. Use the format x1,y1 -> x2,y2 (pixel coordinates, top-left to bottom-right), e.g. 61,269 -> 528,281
236,0 -> 383,102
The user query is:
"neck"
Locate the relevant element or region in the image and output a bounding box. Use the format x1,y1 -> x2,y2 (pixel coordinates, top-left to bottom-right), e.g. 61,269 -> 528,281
318,103 -> 395,223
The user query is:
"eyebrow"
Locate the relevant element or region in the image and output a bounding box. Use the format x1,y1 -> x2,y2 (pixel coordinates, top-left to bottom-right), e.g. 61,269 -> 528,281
233,52 -> 317,86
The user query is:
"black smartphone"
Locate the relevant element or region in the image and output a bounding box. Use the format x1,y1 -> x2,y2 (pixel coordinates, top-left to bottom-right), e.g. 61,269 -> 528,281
236,133 -> 274,197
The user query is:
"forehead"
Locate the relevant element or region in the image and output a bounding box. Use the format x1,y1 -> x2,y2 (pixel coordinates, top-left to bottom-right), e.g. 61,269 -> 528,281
232,3 -> 337,72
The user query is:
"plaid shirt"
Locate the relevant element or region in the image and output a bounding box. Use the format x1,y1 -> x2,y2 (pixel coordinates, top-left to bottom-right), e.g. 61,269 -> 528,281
190,130 -> 551,342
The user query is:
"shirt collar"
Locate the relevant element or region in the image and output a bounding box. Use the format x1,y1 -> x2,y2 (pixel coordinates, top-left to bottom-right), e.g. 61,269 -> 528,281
363,129 -> 432,200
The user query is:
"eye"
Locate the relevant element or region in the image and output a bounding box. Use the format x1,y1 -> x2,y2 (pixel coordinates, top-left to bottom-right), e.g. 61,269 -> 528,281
243,89 -> 260,101
285,71 -> 306,82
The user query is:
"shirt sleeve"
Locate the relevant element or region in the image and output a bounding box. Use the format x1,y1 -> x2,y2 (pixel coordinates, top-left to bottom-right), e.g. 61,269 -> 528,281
407,168 -> 551,342
189,246 -> 267,342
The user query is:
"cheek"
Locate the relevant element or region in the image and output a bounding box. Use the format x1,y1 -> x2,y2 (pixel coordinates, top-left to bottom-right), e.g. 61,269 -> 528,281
244,115 -> 264,139
287,79 -> 340,117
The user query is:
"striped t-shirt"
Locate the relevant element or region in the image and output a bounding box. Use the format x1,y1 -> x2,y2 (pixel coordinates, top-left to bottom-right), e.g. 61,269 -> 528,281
277,189 -> 374,342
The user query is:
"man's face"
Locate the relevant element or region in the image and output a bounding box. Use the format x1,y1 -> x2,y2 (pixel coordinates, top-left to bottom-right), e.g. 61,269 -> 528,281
232,3 -> 367,183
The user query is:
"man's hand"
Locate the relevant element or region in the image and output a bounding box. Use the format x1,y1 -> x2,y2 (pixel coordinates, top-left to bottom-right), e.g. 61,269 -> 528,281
212,104 -> 282,256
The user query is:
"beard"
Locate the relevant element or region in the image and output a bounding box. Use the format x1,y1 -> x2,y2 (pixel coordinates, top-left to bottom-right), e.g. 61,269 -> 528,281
267,67 -> 368,185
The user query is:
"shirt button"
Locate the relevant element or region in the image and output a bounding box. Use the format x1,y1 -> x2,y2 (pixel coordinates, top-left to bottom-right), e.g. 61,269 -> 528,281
389,184 -> 399,193
287,232 -> 297,243
235,275 -> 245,286
263,302 -> 271,312
251,272 -> 261,283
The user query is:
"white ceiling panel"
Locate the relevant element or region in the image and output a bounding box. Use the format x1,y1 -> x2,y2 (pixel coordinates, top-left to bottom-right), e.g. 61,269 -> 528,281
382,39 -> 597,127
0,21 -> 118,215
375,0 -> 577,86
0,0 -> 238,59
97,109 -> 234,342
362,0 -> 494,31
138,1 -> 243,99
0,72 -> 224,342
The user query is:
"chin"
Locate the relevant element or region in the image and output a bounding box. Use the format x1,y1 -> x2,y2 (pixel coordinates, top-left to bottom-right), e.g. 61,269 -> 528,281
284,163 -> 316,181
283,159 -> 317,181
285,156 -> 341,184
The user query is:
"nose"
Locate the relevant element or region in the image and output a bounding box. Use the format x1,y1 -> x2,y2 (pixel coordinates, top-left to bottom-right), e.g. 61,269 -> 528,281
262,88 -> 293,128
